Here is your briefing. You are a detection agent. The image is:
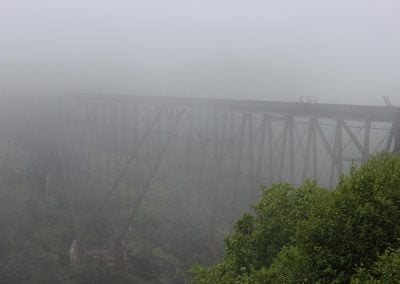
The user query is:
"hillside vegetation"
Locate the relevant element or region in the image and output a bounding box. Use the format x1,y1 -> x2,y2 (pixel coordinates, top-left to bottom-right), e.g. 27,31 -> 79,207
2,151 -> 400,283
193,153 -> 400,283
0,154 -> 213,284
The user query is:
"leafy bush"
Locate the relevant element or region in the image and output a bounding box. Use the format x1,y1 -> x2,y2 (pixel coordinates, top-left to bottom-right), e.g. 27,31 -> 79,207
351,248 -> 400,283
192,153 -> 400,283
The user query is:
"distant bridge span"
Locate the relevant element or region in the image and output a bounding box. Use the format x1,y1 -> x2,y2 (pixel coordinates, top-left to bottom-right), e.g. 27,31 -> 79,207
2,95 -> 399,262
63,94 -> 400,188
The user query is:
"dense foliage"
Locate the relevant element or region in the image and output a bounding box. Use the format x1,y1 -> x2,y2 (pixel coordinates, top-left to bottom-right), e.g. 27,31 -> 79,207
0,153 -> 214,284
192,153 -> 400,283
0,185 -> 72,283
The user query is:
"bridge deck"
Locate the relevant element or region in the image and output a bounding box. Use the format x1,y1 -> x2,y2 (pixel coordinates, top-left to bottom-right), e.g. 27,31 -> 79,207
75,94 -> 400,122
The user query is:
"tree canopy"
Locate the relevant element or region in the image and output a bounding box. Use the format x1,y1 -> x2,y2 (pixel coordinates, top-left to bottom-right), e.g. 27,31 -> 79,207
192,152 -> 400,283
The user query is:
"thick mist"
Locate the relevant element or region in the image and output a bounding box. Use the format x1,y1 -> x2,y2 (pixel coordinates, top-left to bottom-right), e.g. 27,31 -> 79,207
1,2 -> 400,282
1,0 -> 399,104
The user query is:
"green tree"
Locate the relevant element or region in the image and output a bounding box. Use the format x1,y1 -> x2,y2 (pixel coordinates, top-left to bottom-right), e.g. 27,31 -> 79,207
351,248 -> 400,283
193,153 -> 400,283
297,153 -> 400,282
192,181 -> 329,283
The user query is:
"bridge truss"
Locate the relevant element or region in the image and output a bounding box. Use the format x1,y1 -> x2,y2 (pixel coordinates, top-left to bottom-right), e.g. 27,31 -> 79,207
52,95 -> 399,260
1,95 -> 399,263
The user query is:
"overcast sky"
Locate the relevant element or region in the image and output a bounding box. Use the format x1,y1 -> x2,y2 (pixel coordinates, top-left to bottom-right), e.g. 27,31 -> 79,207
1,0 -> 399,105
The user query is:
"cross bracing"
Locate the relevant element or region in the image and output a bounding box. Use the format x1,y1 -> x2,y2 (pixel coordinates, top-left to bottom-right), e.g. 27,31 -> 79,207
1,95 -> 399,262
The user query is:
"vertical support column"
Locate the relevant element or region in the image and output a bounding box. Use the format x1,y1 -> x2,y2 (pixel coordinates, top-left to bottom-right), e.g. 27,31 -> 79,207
247,113 -> 256,204
248,113 -> 254,178
181,110 -> 197,216
190,110 -> 221,262
362,120 -> 371,162
267,116 -> 274,183
312,118 -> 318,182
181,109 -> 220,262
315,117 -> 341,183
329,126 -> 338,188
132,106 -> 139,152
288,116 -> 295,184
209,111 -> 228,261
336,119 -> 343,177
330,119 -> 343,187
121,104 -> 128,154
302,117 -> 313,181
184,111 -> 194,177
111,105 -> 121,184
196,110 -> 210,191
254,113 -> 267,199
230,113 -> 247,228
277,117 -> 289,181
96,106 -> 107,183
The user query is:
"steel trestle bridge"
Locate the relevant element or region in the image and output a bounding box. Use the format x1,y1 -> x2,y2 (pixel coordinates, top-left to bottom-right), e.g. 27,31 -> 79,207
2,94 -> 399,264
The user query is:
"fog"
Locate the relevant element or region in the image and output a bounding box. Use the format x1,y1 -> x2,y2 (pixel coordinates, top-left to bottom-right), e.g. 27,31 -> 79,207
2,2 -> 400,282
1,0 -> 399,105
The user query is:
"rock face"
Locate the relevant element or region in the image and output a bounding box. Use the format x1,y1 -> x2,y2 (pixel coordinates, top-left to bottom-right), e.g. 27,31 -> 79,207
128,249 -> 186,284
125,238 -> 187,284
69,240 -> 82,270
69,238 -> 187,283
69,239 -> 128,271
